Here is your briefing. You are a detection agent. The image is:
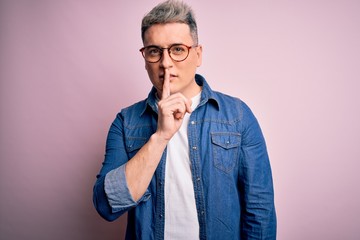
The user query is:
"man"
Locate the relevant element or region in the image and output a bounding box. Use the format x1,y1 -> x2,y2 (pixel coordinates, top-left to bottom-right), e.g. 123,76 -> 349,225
93,0 -> 276,239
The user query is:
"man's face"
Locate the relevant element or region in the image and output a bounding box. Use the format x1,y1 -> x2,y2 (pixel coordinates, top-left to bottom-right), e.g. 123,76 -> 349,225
143,23 -> 202,99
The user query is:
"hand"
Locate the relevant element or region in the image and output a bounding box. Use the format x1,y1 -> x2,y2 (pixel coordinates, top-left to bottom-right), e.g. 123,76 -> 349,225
156,69 -> 192,141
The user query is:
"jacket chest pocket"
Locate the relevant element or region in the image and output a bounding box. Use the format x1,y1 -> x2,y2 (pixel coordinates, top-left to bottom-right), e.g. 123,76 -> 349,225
211,132 -> 241,173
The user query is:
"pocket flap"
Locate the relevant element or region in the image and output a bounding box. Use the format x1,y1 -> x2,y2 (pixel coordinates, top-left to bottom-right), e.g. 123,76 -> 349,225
211,132 -> 241,149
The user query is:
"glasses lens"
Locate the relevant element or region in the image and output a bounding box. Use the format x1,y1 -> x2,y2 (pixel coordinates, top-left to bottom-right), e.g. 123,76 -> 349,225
169,44 -> 189,61
143,46 -> 162,63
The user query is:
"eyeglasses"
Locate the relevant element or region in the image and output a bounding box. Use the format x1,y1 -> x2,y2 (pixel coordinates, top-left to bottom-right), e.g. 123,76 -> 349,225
139,44 -> 197,63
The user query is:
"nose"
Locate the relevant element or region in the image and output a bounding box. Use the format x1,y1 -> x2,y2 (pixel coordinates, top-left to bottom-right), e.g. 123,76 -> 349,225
159,49 -> 173,69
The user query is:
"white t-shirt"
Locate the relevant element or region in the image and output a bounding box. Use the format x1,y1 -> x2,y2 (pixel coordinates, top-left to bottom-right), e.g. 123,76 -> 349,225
164,92 -> 202,240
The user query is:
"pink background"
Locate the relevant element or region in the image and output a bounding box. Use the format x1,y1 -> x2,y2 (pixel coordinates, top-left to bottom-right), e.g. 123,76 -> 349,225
1,0 -> 359,239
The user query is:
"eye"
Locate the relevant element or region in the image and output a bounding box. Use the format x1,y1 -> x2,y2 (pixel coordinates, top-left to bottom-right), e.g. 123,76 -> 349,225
170,45 -> 186,55
146,47 -> 161,56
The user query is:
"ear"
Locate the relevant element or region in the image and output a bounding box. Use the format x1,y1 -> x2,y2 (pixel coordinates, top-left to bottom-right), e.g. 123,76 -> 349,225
196,45 -> 203,67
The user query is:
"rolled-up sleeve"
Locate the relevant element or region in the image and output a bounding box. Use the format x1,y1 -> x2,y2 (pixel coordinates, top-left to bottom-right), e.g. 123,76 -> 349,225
105,164 -> 151,213
92,113 -> 133,221
93,112 -> 152,221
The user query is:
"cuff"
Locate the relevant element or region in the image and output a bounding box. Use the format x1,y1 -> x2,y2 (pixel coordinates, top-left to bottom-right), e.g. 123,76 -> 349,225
104,164 -> 151,213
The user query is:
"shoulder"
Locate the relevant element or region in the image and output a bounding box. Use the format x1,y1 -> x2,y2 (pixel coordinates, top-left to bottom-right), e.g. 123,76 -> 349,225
120,98 -> 148,115
111,98 -> 151,128
212,90 -> 253,115
197,75 -> 248,113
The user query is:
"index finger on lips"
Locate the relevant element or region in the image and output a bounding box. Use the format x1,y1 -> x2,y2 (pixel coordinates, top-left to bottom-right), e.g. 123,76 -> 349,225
161,70 -> 171,100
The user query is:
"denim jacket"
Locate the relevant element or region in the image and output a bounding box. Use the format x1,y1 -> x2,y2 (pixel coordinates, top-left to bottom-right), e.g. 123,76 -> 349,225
93,74 -> 276,239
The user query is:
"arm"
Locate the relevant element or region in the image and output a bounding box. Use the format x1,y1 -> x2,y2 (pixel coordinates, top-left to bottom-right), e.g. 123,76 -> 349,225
93,70 -> 192,221
239,103 -> 277,239
92,119 -> 168,221
125,70 -> 192,201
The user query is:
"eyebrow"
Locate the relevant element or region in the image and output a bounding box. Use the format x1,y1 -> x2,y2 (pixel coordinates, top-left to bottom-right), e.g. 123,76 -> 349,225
144,43 -> 185,48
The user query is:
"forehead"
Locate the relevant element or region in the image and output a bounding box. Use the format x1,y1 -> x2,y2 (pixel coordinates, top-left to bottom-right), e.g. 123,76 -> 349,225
143,23 -> 193,46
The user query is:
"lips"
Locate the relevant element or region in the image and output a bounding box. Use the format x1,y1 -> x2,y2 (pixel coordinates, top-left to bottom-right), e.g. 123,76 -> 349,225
159,74 -> 177,80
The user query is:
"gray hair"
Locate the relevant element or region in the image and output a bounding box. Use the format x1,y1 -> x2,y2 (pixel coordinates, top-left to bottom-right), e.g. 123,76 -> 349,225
141,0 -> 198,44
